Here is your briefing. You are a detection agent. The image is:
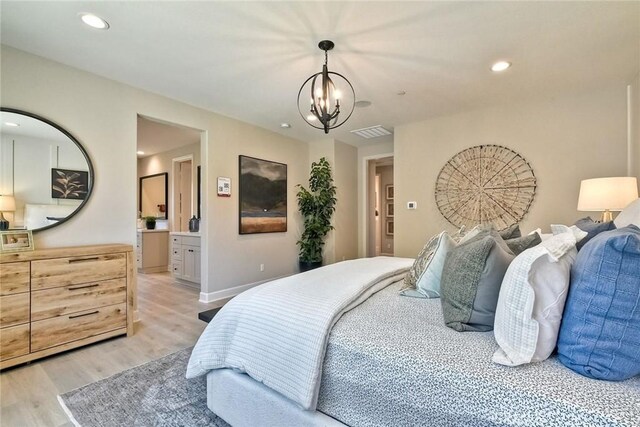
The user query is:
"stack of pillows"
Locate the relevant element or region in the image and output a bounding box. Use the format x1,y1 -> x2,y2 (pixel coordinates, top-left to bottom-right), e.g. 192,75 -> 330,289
401,198 -> 640,381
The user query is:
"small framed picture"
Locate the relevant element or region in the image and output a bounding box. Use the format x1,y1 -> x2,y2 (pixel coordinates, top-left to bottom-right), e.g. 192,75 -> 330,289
0,230 -> 34,253
386,184 -> 394,200
217,177 -> 231,197
386,220 -> 394,236
386,202 -> 394,217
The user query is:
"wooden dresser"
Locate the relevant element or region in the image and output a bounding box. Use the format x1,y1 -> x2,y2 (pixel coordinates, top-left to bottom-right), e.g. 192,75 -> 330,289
0,244 -> 135,369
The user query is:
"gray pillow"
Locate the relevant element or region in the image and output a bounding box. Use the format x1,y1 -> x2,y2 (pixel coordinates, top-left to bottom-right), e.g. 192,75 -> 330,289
499,224 -> 521,240
440,230 -> 515,332
505,233 -> 542,255
574,217 -> 616,250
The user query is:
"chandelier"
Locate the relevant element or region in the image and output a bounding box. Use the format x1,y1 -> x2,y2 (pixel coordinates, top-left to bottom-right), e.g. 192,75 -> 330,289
297,40 -> 355,134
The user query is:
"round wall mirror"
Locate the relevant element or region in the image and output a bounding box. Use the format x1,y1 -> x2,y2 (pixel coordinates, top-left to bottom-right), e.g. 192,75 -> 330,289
0,108 -> 94,232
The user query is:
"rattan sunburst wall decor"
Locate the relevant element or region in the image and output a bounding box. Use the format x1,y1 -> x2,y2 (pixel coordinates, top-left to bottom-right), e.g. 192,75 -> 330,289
434,145 -> 537,230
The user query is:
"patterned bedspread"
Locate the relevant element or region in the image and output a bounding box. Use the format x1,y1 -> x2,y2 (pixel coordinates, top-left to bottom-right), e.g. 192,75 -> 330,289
317,282 -> 640,427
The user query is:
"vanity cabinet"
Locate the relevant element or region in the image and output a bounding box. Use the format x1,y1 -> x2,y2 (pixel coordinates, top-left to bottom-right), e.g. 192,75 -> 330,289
136,230 -> 169,273
0,244 -> 134,369
170,233 -> 200,285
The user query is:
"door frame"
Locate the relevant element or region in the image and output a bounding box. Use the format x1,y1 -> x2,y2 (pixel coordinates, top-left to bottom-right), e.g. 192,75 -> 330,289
360,152 -> 393,258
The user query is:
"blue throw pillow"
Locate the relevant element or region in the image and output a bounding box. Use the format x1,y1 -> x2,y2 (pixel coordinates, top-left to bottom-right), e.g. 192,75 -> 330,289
574,217 -> 616,250
557,225 -> 640,381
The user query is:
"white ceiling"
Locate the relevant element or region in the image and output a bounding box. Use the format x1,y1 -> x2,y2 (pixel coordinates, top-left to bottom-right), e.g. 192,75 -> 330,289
1,1 -> 639,147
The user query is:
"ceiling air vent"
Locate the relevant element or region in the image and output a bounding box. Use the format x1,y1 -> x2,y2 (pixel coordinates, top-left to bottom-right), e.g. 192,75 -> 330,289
350,125 -> 392,139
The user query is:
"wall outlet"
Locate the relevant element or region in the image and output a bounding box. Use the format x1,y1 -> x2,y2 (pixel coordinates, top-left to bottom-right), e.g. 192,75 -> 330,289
407,201 -> 417,209
260,264 -> 265,272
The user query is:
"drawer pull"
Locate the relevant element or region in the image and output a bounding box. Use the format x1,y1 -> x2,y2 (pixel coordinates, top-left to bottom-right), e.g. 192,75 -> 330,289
68,284 -> 100,291
68,257 -> 100,264
68,310 -> 99,319
188,249 -> 194,253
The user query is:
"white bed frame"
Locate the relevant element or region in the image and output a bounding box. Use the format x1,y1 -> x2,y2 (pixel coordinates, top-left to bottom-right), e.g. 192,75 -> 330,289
207,369 -> 346,427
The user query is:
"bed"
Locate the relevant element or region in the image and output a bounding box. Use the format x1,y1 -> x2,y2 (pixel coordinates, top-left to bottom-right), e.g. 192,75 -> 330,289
188,255 -> 640,426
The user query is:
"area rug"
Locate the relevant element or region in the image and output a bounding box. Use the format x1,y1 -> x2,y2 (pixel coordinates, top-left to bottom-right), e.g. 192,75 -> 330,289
58,347 -> 229,427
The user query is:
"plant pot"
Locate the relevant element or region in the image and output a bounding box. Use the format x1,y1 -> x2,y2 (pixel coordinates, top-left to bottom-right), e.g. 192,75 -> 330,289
299,260 -> 322,273
146,221 -> 156,230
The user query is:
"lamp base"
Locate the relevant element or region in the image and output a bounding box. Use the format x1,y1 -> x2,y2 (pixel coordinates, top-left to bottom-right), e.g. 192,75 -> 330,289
0,211 -> 8,230
600,209 -> 613,223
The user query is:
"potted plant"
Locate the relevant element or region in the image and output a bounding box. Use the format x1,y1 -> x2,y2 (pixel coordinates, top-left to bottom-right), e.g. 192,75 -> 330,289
296,157 -> 337,272
144,216 -> 157,230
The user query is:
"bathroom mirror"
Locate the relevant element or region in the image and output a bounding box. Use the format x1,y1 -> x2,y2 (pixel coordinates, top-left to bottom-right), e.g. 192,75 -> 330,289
139,172 -> 168,219
0,108 -> 94,232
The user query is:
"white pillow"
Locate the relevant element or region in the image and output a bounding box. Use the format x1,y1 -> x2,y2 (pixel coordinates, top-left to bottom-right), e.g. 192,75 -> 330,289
401,231 -> 456,298
614,198 -> 640,228
492,230 -> 579,366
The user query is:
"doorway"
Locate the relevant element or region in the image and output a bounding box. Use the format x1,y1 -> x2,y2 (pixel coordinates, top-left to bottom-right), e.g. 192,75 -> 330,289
366,156 -> 394,257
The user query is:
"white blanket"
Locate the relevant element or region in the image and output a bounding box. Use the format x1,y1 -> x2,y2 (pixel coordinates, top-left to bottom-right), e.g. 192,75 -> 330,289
186,256 -> 413,410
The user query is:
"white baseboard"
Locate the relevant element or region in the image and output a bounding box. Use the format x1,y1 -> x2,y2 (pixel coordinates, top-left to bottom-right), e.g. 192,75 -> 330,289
199,275 -> 289,304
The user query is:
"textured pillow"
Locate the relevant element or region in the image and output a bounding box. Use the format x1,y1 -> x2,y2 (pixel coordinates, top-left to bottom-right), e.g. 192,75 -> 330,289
505,233 -> 541,255
614,198 -> 640,228
441,230 -> 515,332
401,231 -> 456,298
557,225 -> 640,381
493,231 -> 579,366
574,217 -> 616,250
499,224 -> 522,240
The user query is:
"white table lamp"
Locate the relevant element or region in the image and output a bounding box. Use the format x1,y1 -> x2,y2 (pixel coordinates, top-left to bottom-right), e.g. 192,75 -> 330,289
577,177 -> 639,222
0,195 -> 16,230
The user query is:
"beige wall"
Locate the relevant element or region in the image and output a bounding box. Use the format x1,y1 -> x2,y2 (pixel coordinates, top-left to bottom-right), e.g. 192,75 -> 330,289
630,73 -> 640,181
394,85 -> 629,258
137,142 -> 201,229
1,46 -> 310,300
334,140 -> 358,261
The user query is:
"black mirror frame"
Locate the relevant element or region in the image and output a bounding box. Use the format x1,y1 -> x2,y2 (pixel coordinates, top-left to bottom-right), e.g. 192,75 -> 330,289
0,107 -> 95,233
138,172 -> 169,220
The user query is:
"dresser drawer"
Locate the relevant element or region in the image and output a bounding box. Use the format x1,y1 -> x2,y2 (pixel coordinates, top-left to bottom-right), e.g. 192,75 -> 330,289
0,261 -> 30,295
0,323 -> 30,360
171,245 -> 181,260
31,278 -> 126,321
31,253 -> 126,290
182,236 -> 200,247
0,293 -> 30,328
31,303 -> 126,352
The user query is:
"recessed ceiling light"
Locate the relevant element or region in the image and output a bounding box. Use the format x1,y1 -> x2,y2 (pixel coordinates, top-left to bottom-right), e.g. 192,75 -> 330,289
80,13 -> 110,30
280,123 -> 291,129
491,61 -> 511,72
136,151 -> 145,155
4,122 -> 19,127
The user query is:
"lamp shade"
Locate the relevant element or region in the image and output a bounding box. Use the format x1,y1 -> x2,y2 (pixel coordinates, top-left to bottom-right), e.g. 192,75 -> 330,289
577,177 -> 639,211
0,195 -> 16,211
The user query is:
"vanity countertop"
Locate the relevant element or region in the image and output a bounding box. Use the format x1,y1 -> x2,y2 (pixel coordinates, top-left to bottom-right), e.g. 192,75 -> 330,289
170,231 -> 201,237
137,229 -> 170,233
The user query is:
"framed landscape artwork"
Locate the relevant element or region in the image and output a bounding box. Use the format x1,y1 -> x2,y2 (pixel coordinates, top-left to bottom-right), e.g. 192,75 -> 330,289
51,168 -> 89,200
239,155 -> 287,234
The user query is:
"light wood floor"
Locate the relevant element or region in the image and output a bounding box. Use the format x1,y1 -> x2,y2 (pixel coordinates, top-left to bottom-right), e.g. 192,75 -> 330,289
0,272 -> 225,427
